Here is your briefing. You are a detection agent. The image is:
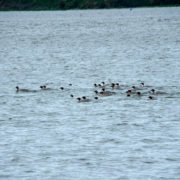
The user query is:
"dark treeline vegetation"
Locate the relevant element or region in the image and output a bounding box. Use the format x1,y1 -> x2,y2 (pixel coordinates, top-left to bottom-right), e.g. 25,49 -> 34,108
0,0 -> 180,10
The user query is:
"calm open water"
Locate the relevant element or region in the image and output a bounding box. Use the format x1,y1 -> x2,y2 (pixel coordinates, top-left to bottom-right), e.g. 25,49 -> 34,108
0,7 -> 180,180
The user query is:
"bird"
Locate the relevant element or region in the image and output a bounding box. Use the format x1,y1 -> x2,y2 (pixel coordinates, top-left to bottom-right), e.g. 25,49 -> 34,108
40,85 -> 52,90
16,86 -> 36,92
150,89 -> 167,95
148,96 -> 154,100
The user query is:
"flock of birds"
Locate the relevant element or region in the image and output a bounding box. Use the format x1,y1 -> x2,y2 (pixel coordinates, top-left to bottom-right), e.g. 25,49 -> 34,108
16,81 -> 167,102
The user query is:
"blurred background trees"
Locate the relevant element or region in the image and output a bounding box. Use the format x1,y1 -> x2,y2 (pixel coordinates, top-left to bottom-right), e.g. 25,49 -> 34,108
0,0 -> 179,10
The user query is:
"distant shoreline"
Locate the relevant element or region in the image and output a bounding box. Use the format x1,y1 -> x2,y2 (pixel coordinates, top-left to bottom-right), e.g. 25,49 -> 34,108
0,1 -> 179,11
0,5 -> 180,12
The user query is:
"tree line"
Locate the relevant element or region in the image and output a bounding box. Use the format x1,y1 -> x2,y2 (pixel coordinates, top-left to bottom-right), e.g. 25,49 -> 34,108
0,0 -> 180,10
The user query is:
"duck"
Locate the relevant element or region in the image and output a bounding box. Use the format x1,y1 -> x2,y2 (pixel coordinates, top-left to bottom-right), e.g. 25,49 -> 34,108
132,86 -> 136,90
77,97 -> 81,102
126,90 -> 132,94
100,81 -> 106,88
140,82 -> 144,87
40,86 -> 44,89
40,86 -> 52,90
111,83 -> 115,89
99,89 -> 116,96
94,90 -> 99,95
44,86 -> 52,90
136,92 -> 142,96
94,83 -> 98,88
140,82 -> 151,88
60,87 -> 64,90
126,89 -> 136,94
102,88 -> 116,94
81,96 -> 91,102
150,89 -> 155,94
132,85 -> 143,91
114,83 -> 122,90
94,82 -> 106,89
101,81 -> 105,86
16,86 -> 36,93
148,96 -> 154,100
77,96 -> 90,102
98,84 -> 102,88
150,89 -> 167,95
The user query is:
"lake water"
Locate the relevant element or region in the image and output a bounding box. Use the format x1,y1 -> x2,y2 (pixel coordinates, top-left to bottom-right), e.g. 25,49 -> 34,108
0,7 -> 180,180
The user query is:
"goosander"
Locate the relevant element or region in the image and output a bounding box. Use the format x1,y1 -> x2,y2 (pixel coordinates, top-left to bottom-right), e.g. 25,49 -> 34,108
132,86 -> 141,90
140,82 -> 144,87
77,97 -> 90,102
126,90 -> 132,94
99,90 -> 115,96
111,83 -> 115,89
16,86 -> 36,93
148,96 -> 154,100
150,89 -> 167,95
82,96 -> 91,102
40,86 -> 52,90
94,90 -> 99,94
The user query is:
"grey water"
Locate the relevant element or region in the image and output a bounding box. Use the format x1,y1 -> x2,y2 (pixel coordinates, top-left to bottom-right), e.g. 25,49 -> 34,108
0,7 -> 180,180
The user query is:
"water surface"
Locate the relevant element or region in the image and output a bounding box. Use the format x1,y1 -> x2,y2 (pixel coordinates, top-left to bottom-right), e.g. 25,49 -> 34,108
0,7 -> 180,180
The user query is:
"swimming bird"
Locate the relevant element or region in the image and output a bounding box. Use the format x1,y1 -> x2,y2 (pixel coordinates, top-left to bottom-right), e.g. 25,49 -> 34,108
140,82 -> 151,88
102,88 -> 116,94
81,96 -> 91,102
132,86 -> 141,90
77,97 -> 90,102
101,82 -> 105,85
132,86 -> 136,90
140,82 -> 144,87
111,83 -> 115,89
77,97 -> 81,102
40,86 -> 44,89
98,84 -> 102,88
150,89 -> 167,95
148,96 -> 154,100
16,86 -> 36,92
94,83 -> 98,87
44,86 -> 52,90
113,83 -> 122,90
150,89 -> 155,94
126,90 -> 132,94
94,90 -> 99,95
99,89 -> 116,96
40,86 -> 52,90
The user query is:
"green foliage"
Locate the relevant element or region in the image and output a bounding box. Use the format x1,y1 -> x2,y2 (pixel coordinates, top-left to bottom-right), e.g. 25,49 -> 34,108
0,0 -> 180,10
